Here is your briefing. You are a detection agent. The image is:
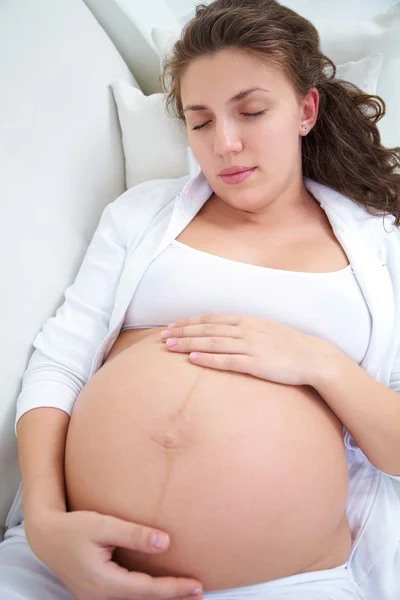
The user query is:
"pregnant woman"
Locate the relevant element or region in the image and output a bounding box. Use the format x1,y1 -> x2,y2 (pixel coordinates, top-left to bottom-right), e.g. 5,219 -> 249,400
1,1 -> 400,600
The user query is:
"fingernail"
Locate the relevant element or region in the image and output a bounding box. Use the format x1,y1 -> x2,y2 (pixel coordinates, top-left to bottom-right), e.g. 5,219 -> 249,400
168,322 -> 178,328
166,338 -> 176,347
160,330 -> 172,339
190,588 -> 203,596
151,531 -> 169,548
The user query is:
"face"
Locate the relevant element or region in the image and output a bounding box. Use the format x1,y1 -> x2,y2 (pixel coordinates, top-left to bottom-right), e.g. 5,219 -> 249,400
181,49 -> 318,214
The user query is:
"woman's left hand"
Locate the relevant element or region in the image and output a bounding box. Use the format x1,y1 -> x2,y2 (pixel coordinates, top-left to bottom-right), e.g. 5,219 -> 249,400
160,314 -> 333,386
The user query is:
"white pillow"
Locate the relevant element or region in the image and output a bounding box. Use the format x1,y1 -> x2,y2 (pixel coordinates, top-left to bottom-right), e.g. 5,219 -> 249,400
336,53 -> 383,95
111,79 -> 189,189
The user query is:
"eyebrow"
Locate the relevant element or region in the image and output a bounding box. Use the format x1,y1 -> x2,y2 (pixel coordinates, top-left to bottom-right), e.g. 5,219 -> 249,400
182,87 -> 270,113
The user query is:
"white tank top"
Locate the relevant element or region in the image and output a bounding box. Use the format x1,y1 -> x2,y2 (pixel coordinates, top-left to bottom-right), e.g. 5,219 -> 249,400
123,240 -> 372,365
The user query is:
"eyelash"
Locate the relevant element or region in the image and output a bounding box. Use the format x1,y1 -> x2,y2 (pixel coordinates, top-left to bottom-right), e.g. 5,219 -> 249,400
191,110 -> 267,131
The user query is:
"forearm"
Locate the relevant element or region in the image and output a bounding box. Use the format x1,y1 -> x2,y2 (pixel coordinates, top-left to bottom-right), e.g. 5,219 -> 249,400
311,341 -> 400,476
17,407 -> 70,525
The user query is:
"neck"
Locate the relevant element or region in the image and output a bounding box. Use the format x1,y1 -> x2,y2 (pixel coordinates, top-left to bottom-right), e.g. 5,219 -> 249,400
204,175 -> 321,230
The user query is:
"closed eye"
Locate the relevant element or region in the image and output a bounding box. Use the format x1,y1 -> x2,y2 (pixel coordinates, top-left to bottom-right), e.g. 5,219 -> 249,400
191,110 -> 267,131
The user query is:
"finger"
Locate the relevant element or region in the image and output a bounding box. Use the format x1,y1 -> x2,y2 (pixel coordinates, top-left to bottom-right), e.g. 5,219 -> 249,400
168,314 -> 241,328
166,336 -> 246,355
103,562 -> 203,599
92,514 -> 170,554
189,352 -> 252,374
162,324 -> 238,340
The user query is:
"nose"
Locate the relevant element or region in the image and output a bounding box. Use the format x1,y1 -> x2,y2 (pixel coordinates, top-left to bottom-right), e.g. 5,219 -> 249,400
213,118 -> 243,156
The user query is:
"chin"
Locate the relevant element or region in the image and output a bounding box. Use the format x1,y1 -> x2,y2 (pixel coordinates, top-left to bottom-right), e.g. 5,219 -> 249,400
221,189 -> 268,212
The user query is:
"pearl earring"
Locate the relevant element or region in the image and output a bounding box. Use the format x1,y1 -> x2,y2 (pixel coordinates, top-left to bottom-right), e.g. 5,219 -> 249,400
302,126 -> 307,132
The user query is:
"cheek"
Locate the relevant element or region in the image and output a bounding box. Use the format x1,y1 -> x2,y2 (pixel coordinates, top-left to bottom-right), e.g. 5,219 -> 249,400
257,114 -> 299,156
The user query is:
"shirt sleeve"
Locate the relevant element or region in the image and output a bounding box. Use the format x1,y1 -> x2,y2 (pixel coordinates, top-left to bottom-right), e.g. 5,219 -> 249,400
384,343 -> 400,481
15,201 -> 127,433
375,227 -> 400,481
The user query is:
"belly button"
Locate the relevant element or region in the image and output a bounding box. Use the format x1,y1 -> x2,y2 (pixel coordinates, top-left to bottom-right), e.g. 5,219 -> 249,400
163,433 -> 178,449
151,429 -> 185,450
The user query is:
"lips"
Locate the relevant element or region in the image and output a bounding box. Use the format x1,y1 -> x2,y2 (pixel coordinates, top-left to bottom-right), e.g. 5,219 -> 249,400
218,166 -> 255,176
219,167 -> 256,185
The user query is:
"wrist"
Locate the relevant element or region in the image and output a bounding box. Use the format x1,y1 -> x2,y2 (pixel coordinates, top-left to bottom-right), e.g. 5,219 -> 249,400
307,337 -> 345,390
24,505 -> 66,537
23,496 -> 66,522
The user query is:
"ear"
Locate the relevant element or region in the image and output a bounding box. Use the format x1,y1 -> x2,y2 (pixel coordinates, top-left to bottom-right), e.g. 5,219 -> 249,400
299,88 -> 319,136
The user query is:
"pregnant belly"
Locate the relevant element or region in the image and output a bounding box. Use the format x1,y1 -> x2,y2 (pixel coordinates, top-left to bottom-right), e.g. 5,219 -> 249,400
64,327 -> 351,592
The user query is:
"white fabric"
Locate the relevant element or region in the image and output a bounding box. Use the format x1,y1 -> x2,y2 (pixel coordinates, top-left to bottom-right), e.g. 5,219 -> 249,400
0,525 -> 362,599
335,53 -> 383,95
111,80 -> 189,188
0,0 -> 136,535
0,531 -> 74,600
344,449 -> 400,599
204,564 -> 361,599
123,240 -> 372,366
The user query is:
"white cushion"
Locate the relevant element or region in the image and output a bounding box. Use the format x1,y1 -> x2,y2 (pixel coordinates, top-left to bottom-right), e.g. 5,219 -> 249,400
0,0 -> 137,534
335,53 -> 383,95
111,80 -> 189,188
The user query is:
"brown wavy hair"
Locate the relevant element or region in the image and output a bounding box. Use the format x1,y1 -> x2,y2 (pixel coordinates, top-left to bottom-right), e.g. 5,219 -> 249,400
160,0 -> 400,225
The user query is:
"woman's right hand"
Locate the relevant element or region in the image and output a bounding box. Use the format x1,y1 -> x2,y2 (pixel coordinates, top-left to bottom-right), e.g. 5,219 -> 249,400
25,509 -> 204,600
